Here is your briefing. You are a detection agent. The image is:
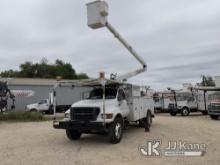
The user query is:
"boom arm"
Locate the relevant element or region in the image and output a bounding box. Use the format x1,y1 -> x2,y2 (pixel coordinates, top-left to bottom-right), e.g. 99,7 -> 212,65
106,22 -> 146,81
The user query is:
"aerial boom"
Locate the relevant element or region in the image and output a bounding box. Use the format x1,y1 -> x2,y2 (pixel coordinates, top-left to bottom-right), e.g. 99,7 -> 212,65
106,22 -> 146,68
87,1 -> 146,82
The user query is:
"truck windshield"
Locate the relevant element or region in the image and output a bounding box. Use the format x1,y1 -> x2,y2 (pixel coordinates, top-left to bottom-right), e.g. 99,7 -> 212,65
209,92 -> 220,101
89,88 -> 117,99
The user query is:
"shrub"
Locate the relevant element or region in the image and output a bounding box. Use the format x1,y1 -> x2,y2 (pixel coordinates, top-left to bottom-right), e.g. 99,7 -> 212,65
0,111 -> 47,122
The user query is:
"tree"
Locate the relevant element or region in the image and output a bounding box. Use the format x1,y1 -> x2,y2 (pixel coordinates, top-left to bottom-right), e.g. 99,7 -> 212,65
200,75 -> 215,87
0,59 -> 89,80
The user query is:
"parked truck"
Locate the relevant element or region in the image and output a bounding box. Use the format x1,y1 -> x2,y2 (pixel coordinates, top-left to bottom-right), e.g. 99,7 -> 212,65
195,86 -> 220,120
53,1 -> 154,144
208,91 -> 220,120
169,90 -> 198,116
25,86 -> 85,114
54,79 -> 154,143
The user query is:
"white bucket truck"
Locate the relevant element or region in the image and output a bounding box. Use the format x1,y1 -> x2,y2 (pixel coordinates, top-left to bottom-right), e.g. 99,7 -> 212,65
168,90 -> 198,116
53,1 -> 154,143
54,79 -> 154,143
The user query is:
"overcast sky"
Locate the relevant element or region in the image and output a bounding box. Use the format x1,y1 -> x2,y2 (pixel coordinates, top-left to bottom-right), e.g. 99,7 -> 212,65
0,0 -> 219,89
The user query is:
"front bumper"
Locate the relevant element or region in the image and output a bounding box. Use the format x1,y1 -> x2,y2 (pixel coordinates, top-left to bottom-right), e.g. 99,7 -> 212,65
208,110 -> 220,115
53,120 -> 108,133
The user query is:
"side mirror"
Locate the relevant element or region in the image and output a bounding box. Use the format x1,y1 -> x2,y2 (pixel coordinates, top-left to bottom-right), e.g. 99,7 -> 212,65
117,95 -> 122,102
82,92 -> 90,100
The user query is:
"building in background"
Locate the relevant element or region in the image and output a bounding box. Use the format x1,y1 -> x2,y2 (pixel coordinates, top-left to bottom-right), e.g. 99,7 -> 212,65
0,78 -> 86,111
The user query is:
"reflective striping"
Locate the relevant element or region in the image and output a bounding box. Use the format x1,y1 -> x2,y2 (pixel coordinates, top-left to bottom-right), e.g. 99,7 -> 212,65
11,90 -> 35,97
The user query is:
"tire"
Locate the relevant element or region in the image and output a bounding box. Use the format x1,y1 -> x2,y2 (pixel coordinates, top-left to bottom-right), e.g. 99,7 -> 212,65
181,108 -> 190,116
139,111 -> 152,132
202,111 -> 208,115
30,109 -> 37,112
108,116 -> 123,144
170,111 -> 177,116
66,129 -> 82,140
210,115 -> 219,120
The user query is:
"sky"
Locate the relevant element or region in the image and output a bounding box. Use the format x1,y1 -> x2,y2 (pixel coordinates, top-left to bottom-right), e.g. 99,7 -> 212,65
0,0 -> 219,90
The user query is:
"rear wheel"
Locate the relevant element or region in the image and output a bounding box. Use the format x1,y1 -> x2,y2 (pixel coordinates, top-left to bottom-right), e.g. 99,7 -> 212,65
139,111 -> 152,132
181,108 -> 190,116
210,115 -> 219,120
108,117 -> 123,144
66,129 -> 82,140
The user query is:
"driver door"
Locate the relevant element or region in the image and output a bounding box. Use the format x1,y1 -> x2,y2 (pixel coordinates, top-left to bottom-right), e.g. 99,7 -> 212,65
117,89 -> 129,117
38,100 -> 48,111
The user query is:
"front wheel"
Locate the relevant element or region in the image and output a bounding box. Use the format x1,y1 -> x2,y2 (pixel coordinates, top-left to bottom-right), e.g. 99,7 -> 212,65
210,115 -> 219,120
66,129 -> 82,140
181,108 -> 190,116
108,117 -> 123,144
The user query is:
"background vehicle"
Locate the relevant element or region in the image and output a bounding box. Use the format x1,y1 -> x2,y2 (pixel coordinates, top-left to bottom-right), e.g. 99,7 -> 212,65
208,91 -> 220,120
26,90 -> 77,114
26,99 -> 52,113
169,91 -> 197,116
153,92 -> 175,113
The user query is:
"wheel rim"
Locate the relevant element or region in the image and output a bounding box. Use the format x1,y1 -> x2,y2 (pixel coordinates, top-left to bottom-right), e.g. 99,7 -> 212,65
183,109 -> 188,116
115,123 -> 122,139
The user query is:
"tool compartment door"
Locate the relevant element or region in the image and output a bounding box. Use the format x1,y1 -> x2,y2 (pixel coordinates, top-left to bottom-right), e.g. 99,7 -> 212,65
128,97 -> 140,121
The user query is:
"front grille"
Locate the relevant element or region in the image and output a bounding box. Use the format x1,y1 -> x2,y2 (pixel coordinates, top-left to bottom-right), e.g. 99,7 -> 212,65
70,107 -> 100,121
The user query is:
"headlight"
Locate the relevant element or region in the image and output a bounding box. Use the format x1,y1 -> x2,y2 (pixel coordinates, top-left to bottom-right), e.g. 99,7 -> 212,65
101,113 -> 113,119
64,112 -> 70,119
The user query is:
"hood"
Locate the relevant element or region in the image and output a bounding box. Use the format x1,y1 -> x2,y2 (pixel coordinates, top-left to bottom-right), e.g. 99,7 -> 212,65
72,99 -> 116,108
177,101 -> 188,106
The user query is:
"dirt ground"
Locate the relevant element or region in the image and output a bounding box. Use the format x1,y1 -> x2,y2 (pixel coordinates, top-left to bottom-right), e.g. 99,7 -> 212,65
0,113 -> 219,165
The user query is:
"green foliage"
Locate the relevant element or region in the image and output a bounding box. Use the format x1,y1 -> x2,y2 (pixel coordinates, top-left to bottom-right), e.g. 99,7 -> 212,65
200,75 -> 216,87
0,112 -> 47,122
0,59 -> 89,80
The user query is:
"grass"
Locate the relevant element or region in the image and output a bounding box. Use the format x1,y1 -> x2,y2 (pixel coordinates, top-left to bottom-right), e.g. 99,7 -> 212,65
0,111 -> 49,122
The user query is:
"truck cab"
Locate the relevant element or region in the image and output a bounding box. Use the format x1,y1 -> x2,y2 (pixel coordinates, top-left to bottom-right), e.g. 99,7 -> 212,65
208,92 -> 220,120
53,81 -> 154,144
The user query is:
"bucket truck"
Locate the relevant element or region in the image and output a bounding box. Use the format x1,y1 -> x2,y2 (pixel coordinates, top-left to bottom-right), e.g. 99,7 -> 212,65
53,1 -> 154,144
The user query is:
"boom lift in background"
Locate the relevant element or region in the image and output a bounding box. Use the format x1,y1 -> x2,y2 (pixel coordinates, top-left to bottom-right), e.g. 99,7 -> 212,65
0,81 -> 15,112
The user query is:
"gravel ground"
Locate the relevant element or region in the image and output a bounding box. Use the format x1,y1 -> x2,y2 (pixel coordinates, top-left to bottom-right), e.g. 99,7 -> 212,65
0,113 -> 219,165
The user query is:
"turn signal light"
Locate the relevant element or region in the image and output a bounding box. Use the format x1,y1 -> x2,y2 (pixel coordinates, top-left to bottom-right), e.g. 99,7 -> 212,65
101,113 -> 113,119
